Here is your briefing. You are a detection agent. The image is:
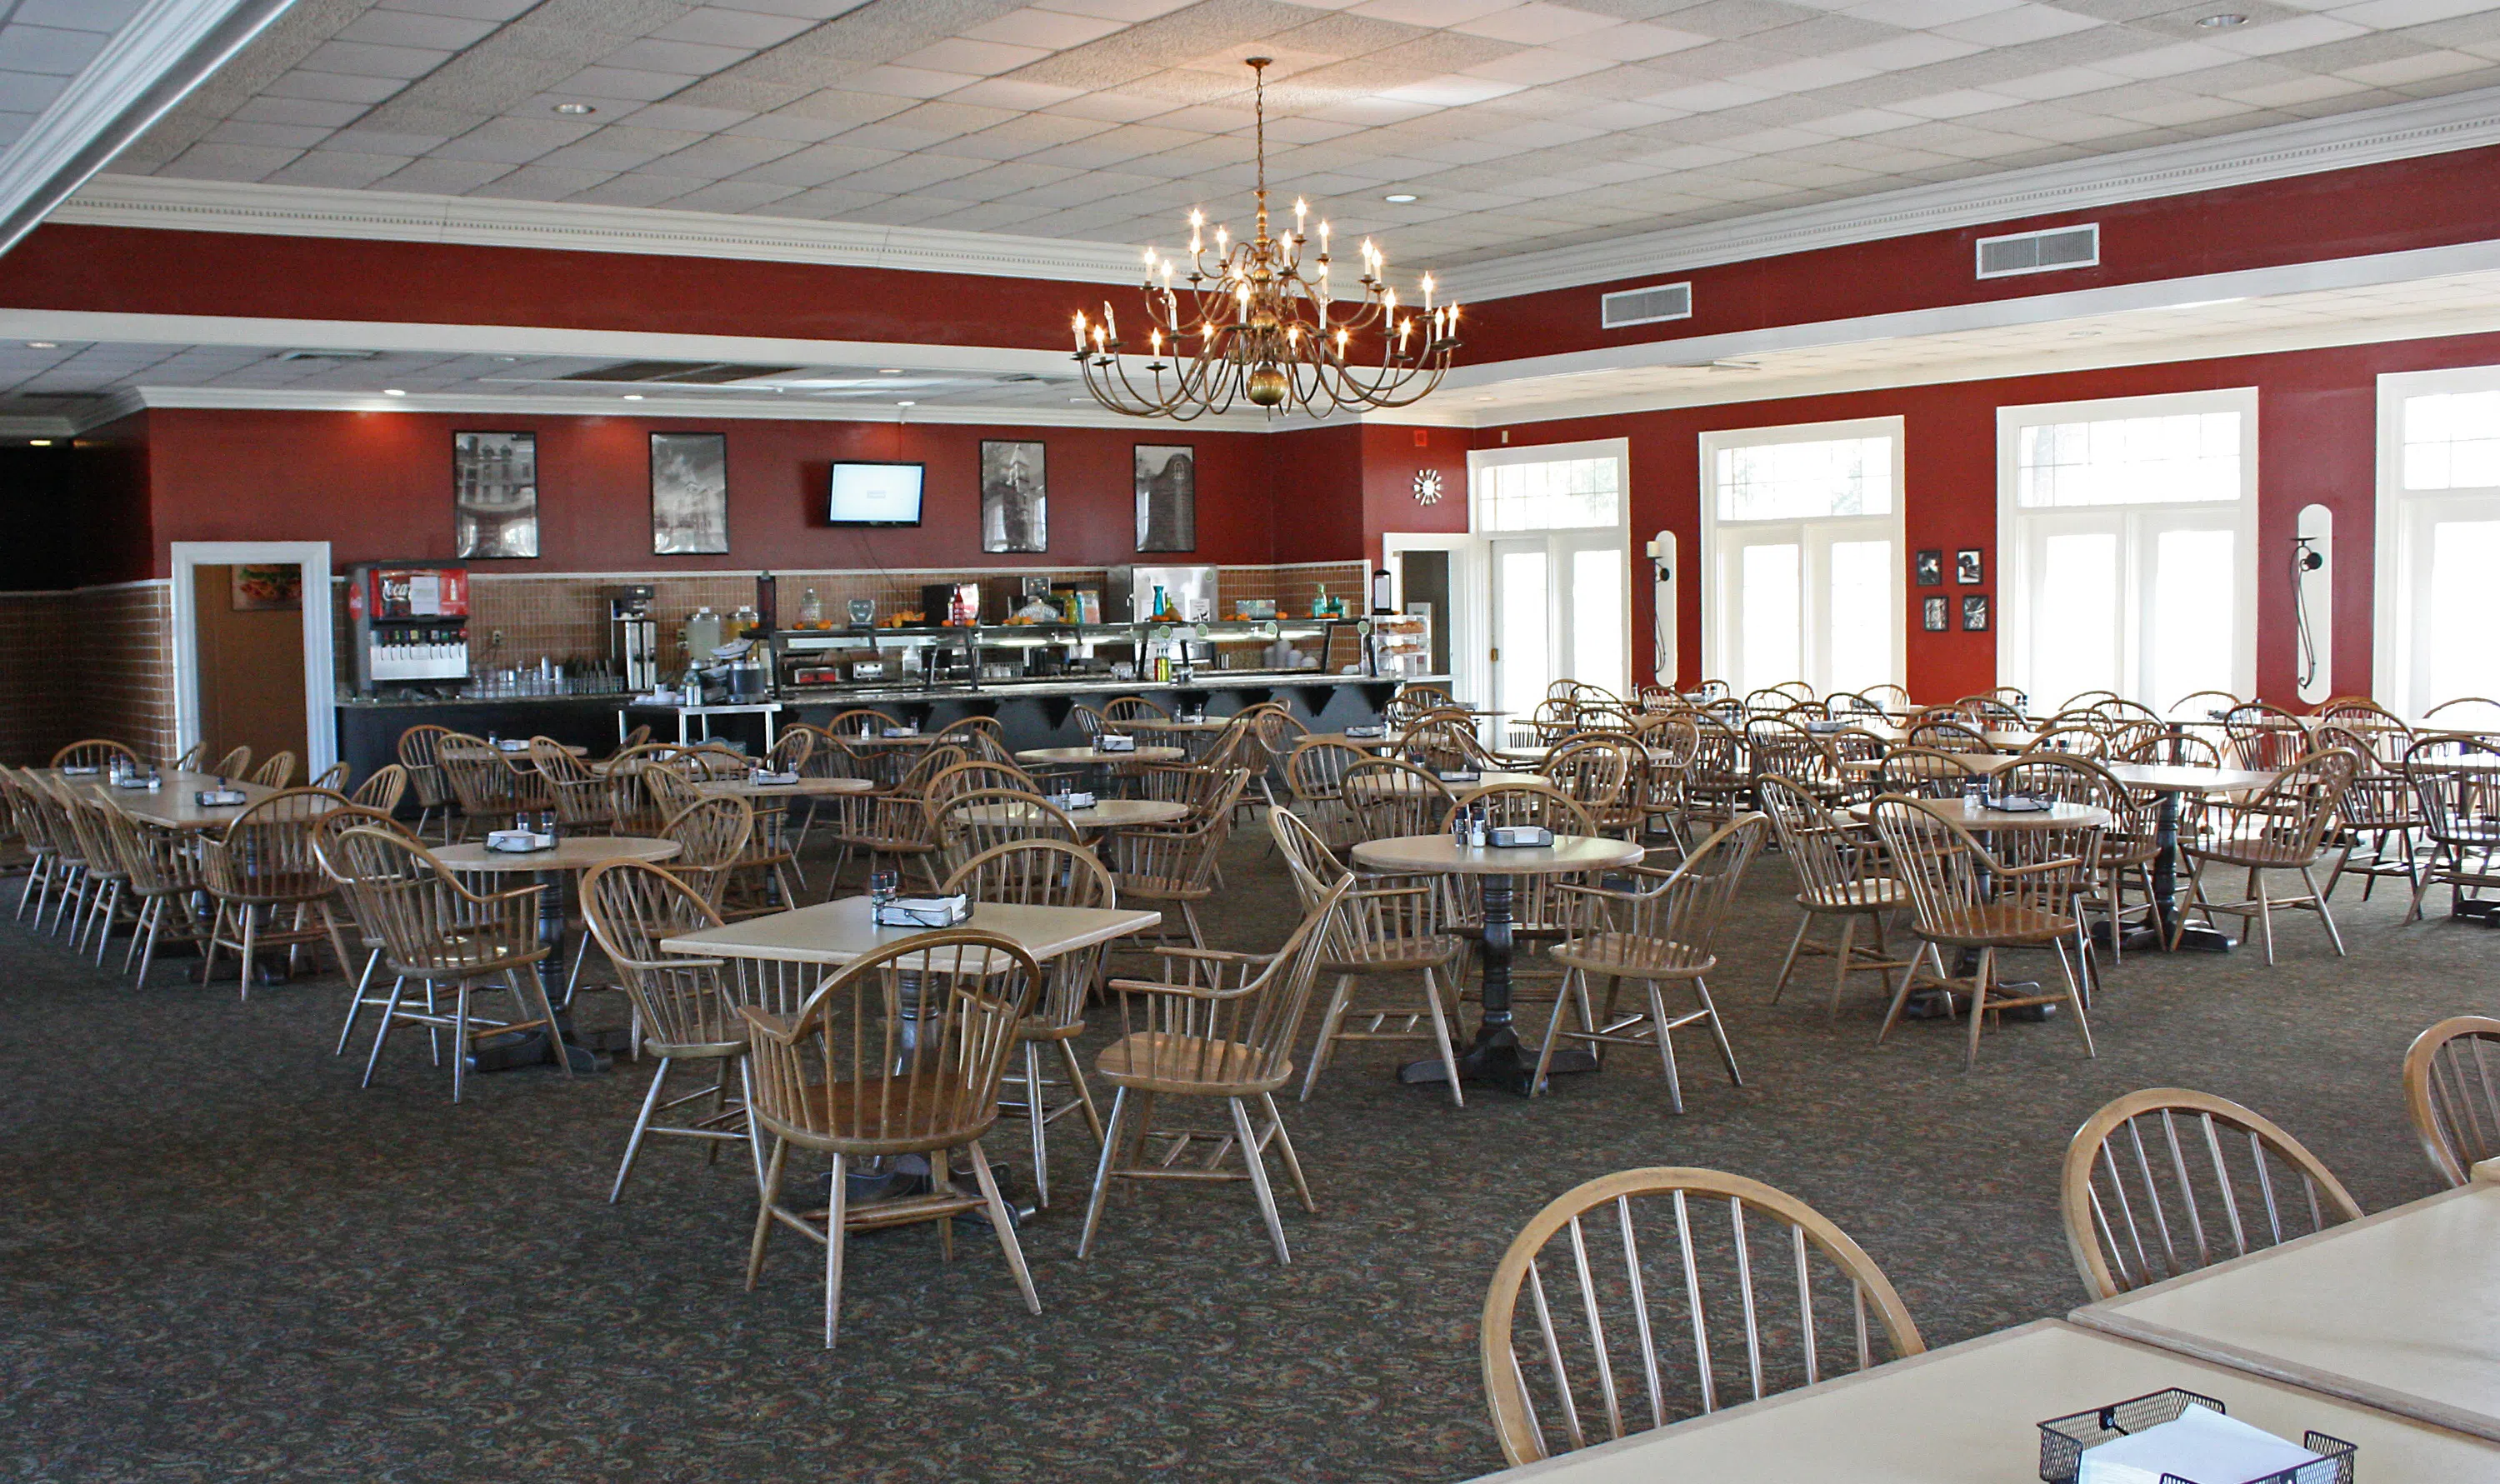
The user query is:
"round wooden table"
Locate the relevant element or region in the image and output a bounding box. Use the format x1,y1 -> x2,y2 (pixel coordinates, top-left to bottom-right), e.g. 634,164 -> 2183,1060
438,836 -> 682,1012
963,797 -> 1189,833
1014,745 -> 1188,767
694,775 -> 873,798
1847,798 -> 2110,831
1351,832 -> 1644,1097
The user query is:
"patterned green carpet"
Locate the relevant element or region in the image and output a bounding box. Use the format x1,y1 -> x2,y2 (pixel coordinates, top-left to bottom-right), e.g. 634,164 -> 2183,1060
0,834 -> 2484,1482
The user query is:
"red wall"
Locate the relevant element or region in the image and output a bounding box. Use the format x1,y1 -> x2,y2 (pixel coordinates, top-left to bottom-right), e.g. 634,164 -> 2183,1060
1362,422 -> 1471,565
1267,423 -> 1365,566
1480,331 -> 2500,703
136,408 -> 1292,577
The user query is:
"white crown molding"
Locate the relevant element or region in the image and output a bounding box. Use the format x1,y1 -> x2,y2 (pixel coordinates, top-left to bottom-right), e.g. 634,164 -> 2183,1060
0,1 -> 294,257
103,383 -> 1303,433
0,414 -> 73,437
55,171 -> 1146,285
1447,86 -> 2500,302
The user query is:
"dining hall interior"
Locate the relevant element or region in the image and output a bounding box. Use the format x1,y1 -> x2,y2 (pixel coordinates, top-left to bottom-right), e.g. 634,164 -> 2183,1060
7,1 -> 2500,1480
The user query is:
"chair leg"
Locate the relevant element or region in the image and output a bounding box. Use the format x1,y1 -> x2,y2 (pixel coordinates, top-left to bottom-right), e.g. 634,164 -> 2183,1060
610,1056 -> 673,1203
1644,981 -> 1685,1114
967,1138 -> 1041,1317
739,1057 -> 768,1192
450,979 -> 472,1102
1258,1092 -> 1317,1215
517,968 -> 573,1080
822,1150 -> 849,1350
1694,974 -> 1742,1088
2303,865 -> 2346,957
1876,942 -> 1934,1045
1022,1041 -> 1051,1210
1827,915 -> 1857,1017
334,948 -> 382,1055
1054,1038 -> 1104,1147
1964,948 -> 1993,1069
1771,911 -> 1812,1002
361,977 -> 408,1089
236,905 -> 259,1002
1298,974 -> 1355,1102
1528,966 -> 1579,1097
132,899 -> 166,991
1229,1096 -> 1292,1264
746,1135 -> 788,1291
2255,872 -> 2277,967
2054,939 -> 2097,1058
1077,1087 -> 1128,1259
1419,964 -> 1463,1109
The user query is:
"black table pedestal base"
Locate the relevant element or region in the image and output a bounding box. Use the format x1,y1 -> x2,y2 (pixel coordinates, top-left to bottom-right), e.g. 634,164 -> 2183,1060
1398,1026 -> 1599,1097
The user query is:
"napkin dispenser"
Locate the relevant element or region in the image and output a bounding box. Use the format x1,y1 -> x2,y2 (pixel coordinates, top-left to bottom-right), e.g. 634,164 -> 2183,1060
1488,825 -> 1554,848
881,726 -> 921,738
1050,792 -> 1098,811
1437,768 -> 1482,783
872,894 -> 972,928
111,772 -> 162,791
494,738 -> 530,752
485,828 -> 557,852
748,770 -> 799,786
1982,792 -> 2053,813
1345,724 -> 1387,738
60,765 -> 99,777
1095,733 -> 1138,753
195,787 -> 248,807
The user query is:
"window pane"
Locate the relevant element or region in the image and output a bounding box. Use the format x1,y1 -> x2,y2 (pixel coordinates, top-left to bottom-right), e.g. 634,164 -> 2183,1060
1827,539 -> 1891,695
1738,543 -> 1801,693
2017,412 -> 2240,507
1480,457 -> 1621,532
2148,527 -> 2235,710
1496,548 -> 1551,719
2404,391 -> 2500,492
2033,531 -> 2119,709
1714,437 -> 1893,522
2425,520 -> 2500,702
1571,547 -> 1624,693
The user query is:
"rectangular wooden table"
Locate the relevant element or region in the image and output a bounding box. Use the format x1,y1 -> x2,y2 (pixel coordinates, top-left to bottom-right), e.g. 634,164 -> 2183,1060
2070,1182 -> 2500,1445
661,897 -> 1161,970
56,770 -> 276,831
1472,1319 -> 2499,1481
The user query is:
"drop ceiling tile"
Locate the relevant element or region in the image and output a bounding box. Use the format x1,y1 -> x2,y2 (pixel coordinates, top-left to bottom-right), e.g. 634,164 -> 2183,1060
558,66 -> 704,102
205,119 -> 340,151
946,76 -> 1094,107
322,126 -> 462,155
18,0 -> 142,26
264,150 -> 419,188
261,69 -> 413,105
467,162 -> 622,197
732,139 -> 908,185
158,142 -> 307,180
967,7 -> 1134,46
1034,0 -> 1198,19
374,156 -> 519,192
336,10 -> 506,50
602,37 -> 760,75
565,170 -> 718,206
0,69 -> 65,115
648,8 -> 822,47
840,63 -> 986,97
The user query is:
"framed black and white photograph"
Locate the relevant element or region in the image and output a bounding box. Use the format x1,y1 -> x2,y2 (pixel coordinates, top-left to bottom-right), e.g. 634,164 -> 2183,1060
1135,444 -> 1195,552
1923,596 -> 1949,632
1962,593 -> 1989,632
981,439 -> 1047,553
1915,549 -> 1943,587
649,432 -> 728,555
453,431 -> 538,559
1955,547 -> 1984,585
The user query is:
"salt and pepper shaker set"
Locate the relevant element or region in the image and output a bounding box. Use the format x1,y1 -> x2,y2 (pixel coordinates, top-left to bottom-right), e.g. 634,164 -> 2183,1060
1450,803 -> 1488,848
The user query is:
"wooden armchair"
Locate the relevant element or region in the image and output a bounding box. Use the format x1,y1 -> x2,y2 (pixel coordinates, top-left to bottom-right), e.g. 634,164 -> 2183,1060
200,788 -> 352,1000
1099,768 -> 1248,947
2179,747 -> 2359,962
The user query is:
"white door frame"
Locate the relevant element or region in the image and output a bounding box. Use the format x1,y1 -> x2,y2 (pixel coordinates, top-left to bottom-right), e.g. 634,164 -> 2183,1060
169,541 -> 336,777
1382,531 -> 1487,709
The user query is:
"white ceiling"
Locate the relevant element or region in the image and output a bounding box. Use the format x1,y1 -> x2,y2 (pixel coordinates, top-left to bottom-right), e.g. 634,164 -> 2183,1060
103,0 -> 2500,271
0,1 -> 144,154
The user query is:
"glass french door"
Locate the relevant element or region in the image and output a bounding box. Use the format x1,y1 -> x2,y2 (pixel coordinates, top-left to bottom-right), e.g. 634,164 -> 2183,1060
2398,498 -> 2500,707
2013,507 -> 2237,712
1710,523 -> 1896,697
1491,531 -> 1627,715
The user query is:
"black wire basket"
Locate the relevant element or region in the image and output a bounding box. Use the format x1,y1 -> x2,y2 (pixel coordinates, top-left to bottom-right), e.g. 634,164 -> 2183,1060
2038,1388 -> 2356,1484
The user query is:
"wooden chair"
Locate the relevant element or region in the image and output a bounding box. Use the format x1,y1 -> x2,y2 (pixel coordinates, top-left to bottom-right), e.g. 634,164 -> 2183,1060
1745,717 -> 1839,803
2402,733 -> 2500,923
250,752 -> 299,788
307,805 -> 420,1059
922,758 -> 1041,812
437,733 -> 534,839
1078,877 -> 1350,1264
1340,757 -> 1452,841
1873,746 -> 1980,799
1099,768 -> 1248,948
1385,684 -> 1454,727
308,761 -> 350,792
351,763 -> 409,815
658,796 -> 753,912
2222,702 -> 2310,773
2313,722 -> 2419,902
2402,1015 -> 2500,1187
1907,719 -> 1991,753
48,738 -> 142,772
0,767 -> 62,923
530,738 -> 614,830
1271,807 -> 1466,1106
581,858 -> 752,1202
822,743 -> 963,895
943,840 -> 1118,1209
1480,1166 -> 1924,1467
930,788 -> 1079,877
200,788 -> 352,1000
1541,734 -> 1643,837
1101,696 -> 1169,726
328,825 -> 559,1103
210,745 -> 253,778
50,784 -> 132,962
1245,706 -> 1309,811
2179,747 -> 2359,962
1439,785 -> 1602,991
1758,777 -> 1912,1017
1996,752 -> 2160,967
740,932 -> 1043,1349
1532,814 -> 1768,1112
2061,1087 -> 2362,1300
20,773 -> 92,937
98,801 -> 212,989
1867,796 -> 2096,1067
395,724 -> 454,841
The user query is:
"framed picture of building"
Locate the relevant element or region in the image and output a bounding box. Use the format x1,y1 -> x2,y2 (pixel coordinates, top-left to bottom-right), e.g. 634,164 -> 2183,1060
1135,444 -> 1195,552
453,430 -> 538,559
650,432 -> 728,555
981,439 -> 1047,553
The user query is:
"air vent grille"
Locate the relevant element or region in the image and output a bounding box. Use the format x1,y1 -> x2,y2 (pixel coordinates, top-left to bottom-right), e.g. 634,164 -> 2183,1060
558,360 -> 801,384
1600,282 -> 1692,329
1976,223 -> 2098,280
274,348 -> 378,362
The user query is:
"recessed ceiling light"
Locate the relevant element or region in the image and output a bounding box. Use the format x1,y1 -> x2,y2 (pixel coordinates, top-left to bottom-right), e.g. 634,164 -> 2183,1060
896,400 -> 917,407
622,392 -> 644,400
2069,329 -> 2103,338
1475,395 -> 1494,402
2196,12 -> 2246,24
879,367 -> 903,374
25,341 -> 55,349
553,102 -> 595,114
1383,192 -> 1418,203
382,387 -> 406,397
28,438 -> 51,446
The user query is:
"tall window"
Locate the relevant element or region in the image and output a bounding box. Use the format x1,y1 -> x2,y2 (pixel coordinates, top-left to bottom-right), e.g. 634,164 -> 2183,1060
2378,367 -> 2500,718
1998,390 -> 2256,713
1471,439 -> 1630,710
1701,418 -> 1902,697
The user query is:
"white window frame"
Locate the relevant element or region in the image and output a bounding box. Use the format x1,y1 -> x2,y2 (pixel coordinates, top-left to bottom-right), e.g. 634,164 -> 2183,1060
1698,416 -> 1906,697
2375,364 -> 2500,721
1466,437 -> 1633,698
1995,387 -> 2258,711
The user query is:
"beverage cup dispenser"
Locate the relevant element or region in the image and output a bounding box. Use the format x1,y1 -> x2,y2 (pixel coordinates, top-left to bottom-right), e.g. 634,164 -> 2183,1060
603,585 -> 658,692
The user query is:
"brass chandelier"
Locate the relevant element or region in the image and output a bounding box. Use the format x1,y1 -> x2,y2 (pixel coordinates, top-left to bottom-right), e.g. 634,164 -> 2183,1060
1072,57 -> 1461,421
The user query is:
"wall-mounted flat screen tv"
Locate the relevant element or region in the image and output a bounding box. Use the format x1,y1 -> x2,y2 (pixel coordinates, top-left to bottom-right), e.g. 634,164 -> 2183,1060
828,461 -> 924,527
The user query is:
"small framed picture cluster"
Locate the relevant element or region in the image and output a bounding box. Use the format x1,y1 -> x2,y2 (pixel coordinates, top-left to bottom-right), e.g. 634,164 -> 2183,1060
1914,546 -> 1987,631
